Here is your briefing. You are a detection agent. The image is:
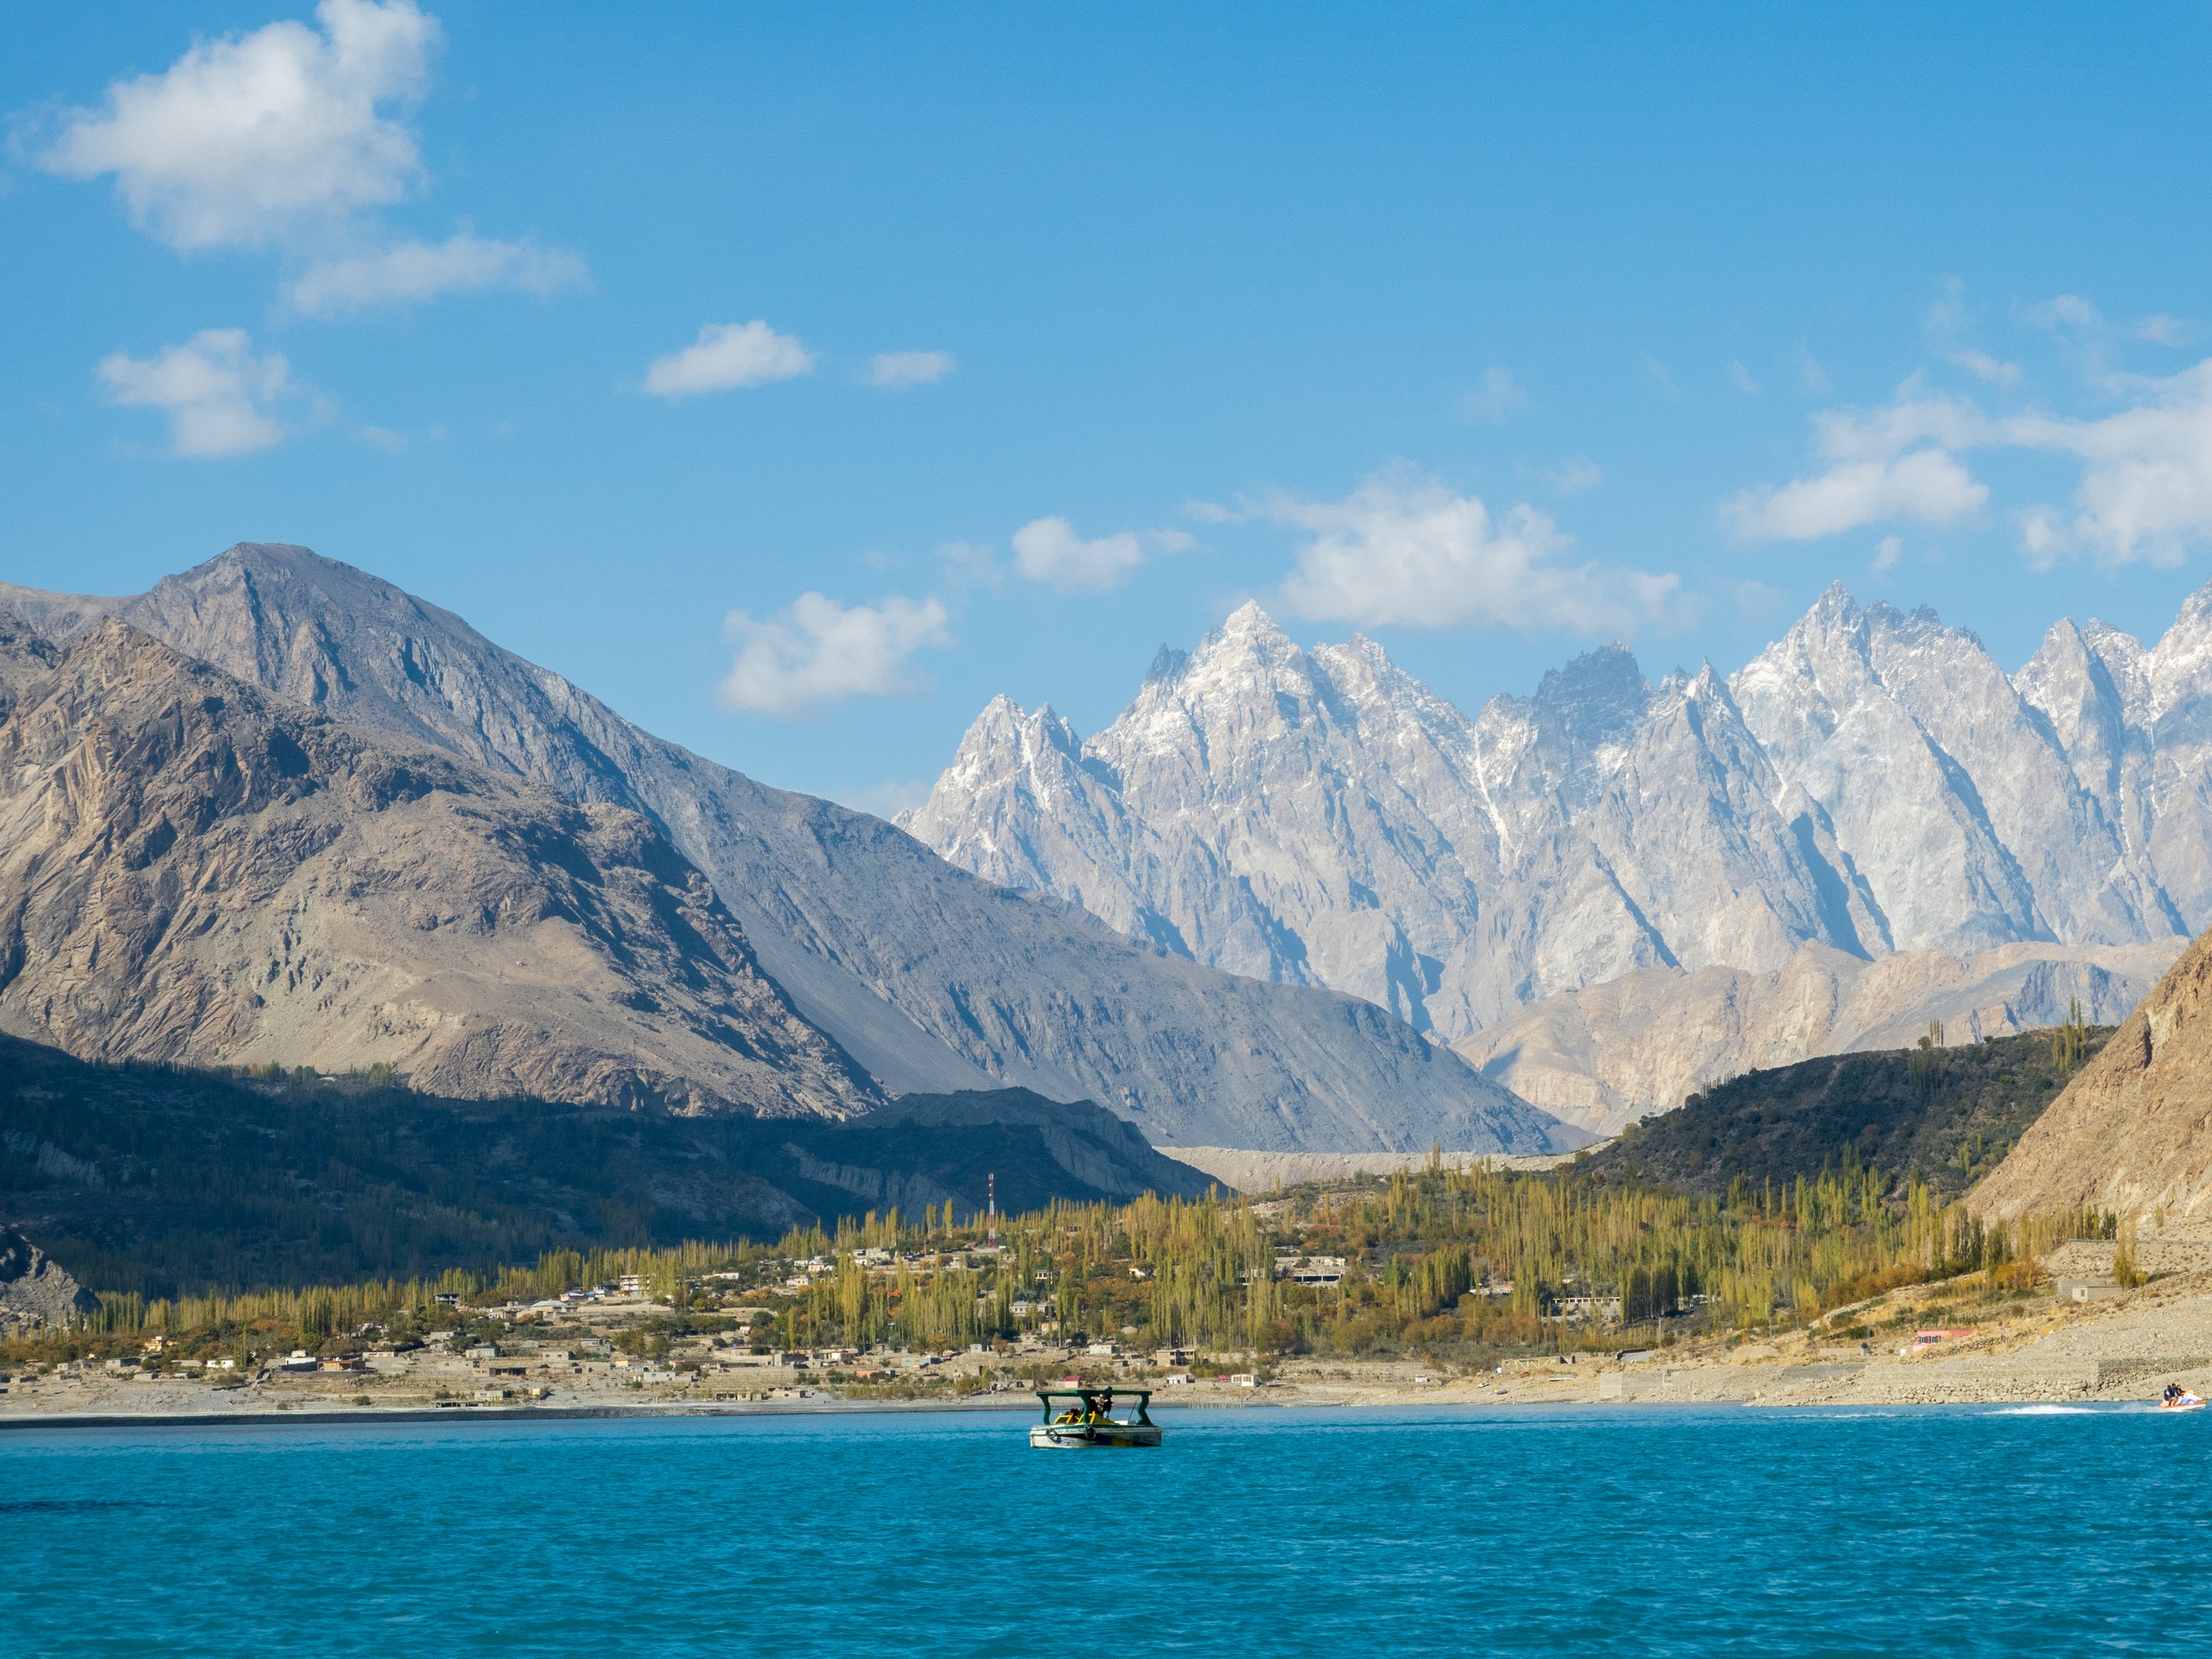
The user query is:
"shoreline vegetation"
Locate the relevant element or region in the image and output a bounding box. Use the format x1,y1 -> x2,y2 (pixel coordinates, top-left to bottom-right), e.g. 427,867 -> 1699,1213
14,1155 -> 2183,1418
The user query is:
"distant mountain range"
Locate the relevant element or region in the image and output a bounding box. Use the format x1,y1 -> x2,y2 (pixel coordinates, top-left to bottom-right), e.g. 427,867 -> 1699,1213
906,585 -> 2212,1128
0,545 -> 1567,1155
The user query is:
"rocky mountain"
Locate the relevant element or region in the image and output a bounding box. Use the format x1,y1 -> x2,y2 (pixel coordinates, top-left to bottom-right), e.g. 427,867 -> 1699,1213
1462,939 -> 2179,1135
908,584 -> 2212,1125
1973,924 -> 2212,1224
0,619 -> 874,1119
0,546 -> 1566,1154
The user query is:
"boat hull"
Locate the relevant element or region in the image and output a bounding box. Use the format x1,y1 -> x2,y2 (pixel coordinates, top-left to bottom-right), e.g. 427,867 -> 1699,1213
1029,1423 -> 1163,1448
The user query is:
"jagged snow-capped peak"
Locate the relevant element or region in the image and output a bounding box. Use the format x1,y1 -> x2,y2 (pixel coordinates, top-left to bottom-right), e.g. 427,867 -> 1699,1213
910,578 -> 2212,1046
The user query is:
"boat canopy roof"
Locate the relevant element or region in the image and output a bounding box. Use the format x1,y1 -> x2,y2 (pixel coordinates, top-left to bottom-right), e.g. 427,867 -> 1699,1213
1035,1386 -> 1152,1402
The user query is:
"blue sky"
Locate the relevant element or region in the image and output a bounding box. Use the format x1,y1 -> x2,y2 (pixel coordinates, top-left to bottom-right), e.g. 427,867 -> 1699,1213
10,3 -> 2212,812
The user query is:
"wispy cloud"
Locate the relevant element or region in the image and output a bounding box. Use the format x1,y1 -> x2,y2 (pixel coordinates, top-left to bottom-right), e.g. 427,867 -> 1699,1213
289,232 -> 586,315
1948,349 -> 2020,386
715,592 -> 950,717
645,321 -> 814,398
1547,454 -> 1603,496
867,350 -> 956,388
1727,359 -> 1762,397
2005,360 -> 2212,566
97,327 -> 292,458
1724,387 -> 1993,541
938,540 -> 1003,589
1725,448 -> 1987,542
1726,349 -> 2212,565
1267,467 -> 1678,634
1009,518 -> 1190,592
1457,366 -> 1530,423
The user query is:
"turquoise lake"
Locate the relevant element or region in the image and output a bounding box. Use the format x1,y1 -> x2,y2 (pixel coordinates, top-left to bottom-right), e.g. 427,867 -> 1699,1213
4,1403 -> 2207,1655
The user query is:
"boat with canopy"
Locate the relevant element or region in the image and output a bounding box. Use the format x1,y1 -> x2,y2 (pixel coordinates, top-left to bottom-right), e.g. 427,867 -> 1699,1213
1029,1386 -> 1162,1448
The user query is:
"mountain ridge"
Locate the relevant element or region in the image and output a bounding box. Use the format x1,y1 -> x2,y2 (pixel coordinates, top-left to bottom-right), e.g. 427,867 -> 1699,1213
0,545 -> 1571,1155
906,582 -> 2212,1127
0,617 -> 875,1118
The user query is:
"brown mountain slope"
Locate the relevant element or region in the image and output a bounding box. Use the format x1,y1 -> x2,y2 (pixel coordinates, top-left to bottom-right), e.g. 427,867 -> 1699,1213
1972,925 -> 2212,1221
5,543 -> 1571,1154
0,620 -> 874,1120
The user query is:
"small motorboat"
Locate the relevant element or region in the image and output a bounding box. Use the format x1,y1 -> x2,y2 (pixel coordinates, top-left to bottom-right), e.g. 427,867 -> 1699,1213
2160,1384 -> 2205,1412
1029,1387 -> 1162,1448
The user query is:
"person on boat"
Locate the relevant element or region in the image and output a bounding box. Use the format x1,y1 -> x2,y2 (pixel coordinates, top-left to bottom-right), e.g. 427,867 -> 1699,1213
2167,1383 -> 2182,1405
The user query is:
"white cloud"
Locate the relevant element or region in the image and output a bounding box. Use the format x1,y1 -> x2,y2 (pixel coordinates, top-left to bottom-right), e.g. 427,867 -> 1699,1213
1724,449 -> 1986,542
1725,390 -> 1993,542
1268,469 -> 1678,634
2005,360 -> 2212,565
1457,367 -> 1529,423
1726,353 -> 2212,563
1797,350 -> 1831,396
868,350 -> 956,388
1872,534 -> 1903,572
716,593 -> 950,717
1643,355 -> 1682,399
289,232 -> 586,315
1727,359 -> 1762,397
1011,518 -> 1146,592
2136,315 -> 2189,346
645,321 -> 813,399
1949,349 -> 2020,386
37,0 -> 436,251
97,327 -> 292,457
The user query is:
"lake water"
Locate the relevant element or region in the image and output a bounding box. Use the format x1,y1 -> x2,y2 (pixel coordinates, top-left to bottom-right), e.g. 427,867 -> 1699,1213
4,1402 -> 2208,1655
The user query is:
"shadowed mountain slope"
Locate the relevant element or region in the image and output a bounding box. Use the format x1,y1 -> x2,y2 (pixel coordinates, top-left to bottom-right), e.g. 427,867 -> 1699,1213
1579,1027 -> 2108,1205
0,1034 -> 1215,1298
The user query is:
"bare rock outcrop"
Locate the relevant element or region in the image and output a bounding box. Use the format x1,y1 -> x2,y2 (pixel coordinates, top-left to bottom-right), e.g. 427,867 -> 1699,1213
1973,925 -> 2212,1223
0,1226 -> 99,1330
0,620 -> 875,1120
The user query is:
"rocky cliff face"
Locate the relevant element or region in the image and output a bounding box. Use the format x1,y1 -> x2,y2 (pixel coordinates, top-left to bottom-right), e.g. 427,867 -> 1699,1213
908,607 -> 1880,1039
0,620 -> 874,1119
0,546 -> 1565,1154
0,1225 -> 99,1331
908,584 -> 2212,1105
1972,924 -> 2212,1223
